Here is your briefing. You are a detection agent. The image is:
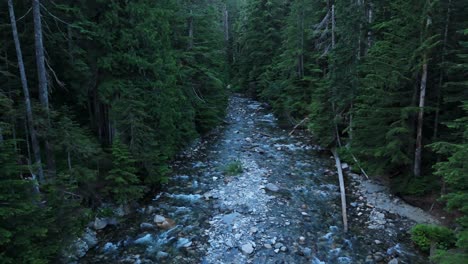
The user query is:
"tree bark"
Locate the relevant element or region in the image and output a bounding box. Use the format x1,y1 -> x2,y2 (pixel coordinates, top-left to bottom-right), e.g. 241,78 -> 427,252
33,0 -> 49,109
223,4 -> 229,42
332,148 -> 348,233
188,9 -> 194,50
366,1 -> 373,52
33,0 -> 56,177
8,0 -> 44,182
433,0 -> 451,140
331,4 -> 342,148
414,59 -> 428,177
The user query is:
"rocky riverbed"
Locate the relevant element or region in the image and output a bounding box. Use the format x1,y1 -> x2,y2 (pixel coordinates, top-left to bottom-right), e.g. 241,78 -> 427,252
79,95 -> 435,264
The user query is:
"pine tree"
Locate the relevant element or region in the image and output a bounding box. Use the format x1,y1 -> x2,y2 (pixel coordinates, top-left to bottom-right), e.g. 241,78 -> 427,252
106,138 -> 143,204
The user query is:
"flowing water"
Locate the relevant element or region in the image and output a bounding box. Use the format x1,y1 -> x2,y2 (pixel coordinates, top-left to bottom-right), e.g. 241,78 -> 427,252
81,96 -> 428,264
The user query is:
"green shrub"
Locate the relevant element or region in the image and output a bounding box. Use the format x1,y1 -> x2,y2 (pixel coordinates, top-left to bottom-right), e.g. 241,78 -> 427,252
411,224 -> 456,252
222,160 -> 243,176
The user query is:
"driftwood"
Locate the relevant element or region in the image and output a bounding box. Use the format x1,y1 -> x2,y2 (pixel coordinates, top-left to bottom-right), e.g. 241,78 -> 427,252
256,131 -> 272,138
345,146 -> 370,179
288,117 -> 309,136
332,148 -> 348,233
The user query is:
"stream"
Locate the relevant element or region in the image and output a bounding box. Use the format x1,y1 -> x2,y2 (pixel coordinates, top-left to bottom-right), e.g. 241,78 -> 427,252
80,95 -> 429,264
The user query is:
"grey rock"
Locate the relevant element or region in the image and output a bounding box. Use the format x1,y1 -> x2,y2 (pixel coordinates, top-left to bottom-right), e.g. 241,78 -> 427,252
388,258 -> 399,264
266,183 -> 280,192
222,212 -> 240,225
93,218 -> 108,230
140,222 -> 155,230
176,237 -> 192,248
241,243 -> 254,255
154,214 -> 166,224
82,228 -> 98,248
156,251 -> 169,259
264,243 -> 272,249
102,242 -> 118,253
274,242 -> 284,249
145,205 -> 156,214
302,247 -> 312,257
280,246 -> 287,252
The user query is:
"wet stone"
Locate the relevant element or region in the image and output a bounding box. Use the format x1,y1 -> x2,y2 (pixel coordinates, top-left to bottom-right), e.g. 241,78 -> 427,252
241,243 -> 254,255
265,183 -> 280,192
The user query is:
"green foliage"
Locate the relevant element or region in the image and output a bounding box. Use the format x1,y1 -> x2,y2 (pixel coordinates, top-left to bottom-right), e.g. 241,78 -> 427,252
222,160 -> 243,176
105,138 -> 144,204
411,224 -> 456,252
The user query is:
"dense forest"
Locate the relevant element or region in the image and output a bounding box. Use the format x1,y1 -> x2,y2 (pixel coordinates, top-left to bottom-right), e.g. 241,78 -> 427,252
0,0 -> 467,263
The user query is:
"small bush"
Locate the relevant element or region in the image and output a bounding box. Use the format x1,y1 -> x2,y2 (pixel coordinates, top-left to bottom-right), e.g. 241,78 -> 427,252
223,160 -> 243,176
411,224 -> 456,252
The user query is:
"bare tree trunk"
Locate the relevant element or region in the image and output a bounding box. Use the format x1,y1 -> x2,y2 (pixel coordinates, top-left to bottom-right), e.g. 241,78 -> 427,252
67,151 -> 72,171
8,0 -> 44,182
433,0 -> 451,140
68,25 -> 74,62
299,6 -> 305,78
331,4 -> 336,49
332,148 -> 348,233
414,58 -> 428,177
188,9 -> 194,50
33,0 -> 49,109
33,0 -> 56,178
223,4 -> 229,42
331,4 -> 342,147
366,1 -> 373,52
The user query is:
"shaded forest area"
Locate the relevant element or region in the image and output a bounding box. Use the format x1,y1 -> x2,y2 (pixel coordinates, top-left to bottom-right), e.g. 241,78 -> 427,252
1,0 -> 228,262
0,0 -> 467,263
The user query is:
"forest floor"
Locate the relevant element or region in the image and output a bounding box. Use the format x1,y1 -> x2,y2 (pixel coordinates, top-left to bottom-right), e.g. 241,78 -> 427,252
80,95 -> 438,264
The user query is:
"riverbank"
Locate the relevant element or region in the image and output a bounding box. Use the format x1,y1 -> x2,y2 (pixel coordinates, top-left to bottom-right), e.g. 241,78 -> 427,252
78,95 -> 430,264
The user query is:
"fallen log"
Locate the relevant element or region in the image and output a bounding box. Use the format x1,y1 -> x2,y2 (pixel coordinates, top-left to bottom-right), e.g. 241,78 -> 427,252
332,148 -> 348,233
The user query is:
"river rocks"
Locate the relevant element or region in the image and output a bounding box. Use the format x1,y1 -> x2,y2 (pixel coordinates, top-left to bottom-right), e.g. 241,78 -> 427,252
388,258 -> 399,264
241,242 -> 254,255
153,215 -> 176,229
341,163 -> 349,170
265,183 -> 280,192
176,237 -> 192,248
62,228 -> 98,262
102,242 -> 118,253
93,217 -> 108,230
140,222 -> 155,230
154,214 -> 166,223
301,247 -> 312,257
134,234 -> 153,245
157,251 -> 169,259
93,217 -> 118,230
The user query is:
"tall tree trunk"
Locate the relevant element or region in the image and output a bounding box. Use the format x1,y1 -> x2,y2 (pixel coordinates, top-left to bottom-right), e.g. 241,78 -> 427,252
188,9 -> 194,50
433,0 -> 451,140
366,1 -> 373,54
33,0 -> 49,109
33,0 -> 56,177
298,6 -> 305,78
223,4 -> 229,42
414,57 -> 428,177
8,0 -> 44,182
331,4 -> 342,147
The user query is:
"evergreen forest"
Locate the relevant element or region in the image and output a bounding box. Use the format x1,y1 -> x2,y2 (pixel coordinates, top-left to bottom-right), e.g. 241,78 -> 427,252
0,0 -> 466,263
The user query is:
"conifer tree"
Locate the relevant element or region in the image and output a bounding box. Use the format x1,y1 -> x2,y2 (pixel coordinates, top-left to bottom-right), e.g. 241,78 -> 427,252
106,138 -> 143,204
